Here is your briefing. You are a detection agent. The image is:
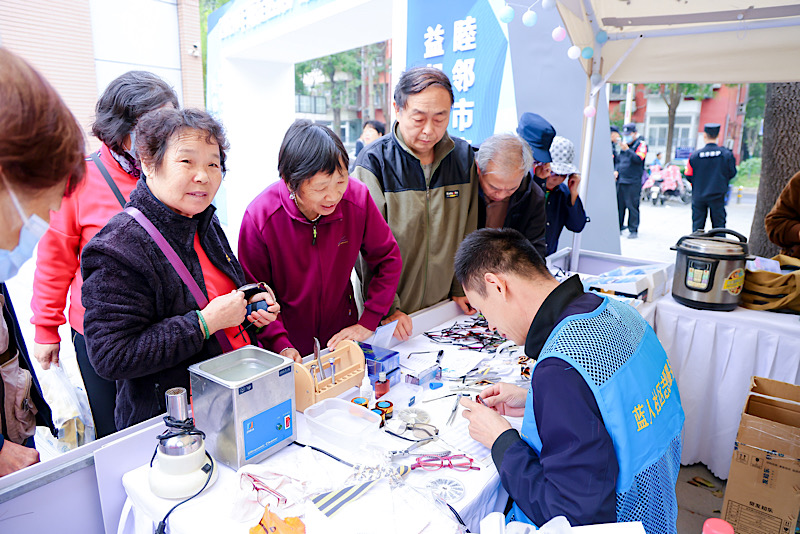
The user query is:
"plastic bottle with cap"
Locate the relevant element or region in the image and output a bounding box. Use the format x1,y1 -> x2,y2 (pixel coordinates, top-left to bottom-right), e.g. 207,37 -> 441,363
359,373 -> 374,406
375,371 -> 390,399
702,518 -> 734,534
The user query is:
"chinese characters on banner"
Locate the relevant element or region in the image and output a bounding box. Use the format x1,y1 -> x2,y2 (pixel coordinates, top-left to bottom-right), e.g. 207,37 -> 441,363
423,17 -> 477,135
407,0 -> 507,144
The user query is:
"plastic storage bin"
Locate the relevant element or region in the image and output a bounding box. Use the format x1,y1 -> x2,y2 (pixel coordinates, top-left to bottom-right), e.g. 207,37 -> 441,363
304,398 -> 381,449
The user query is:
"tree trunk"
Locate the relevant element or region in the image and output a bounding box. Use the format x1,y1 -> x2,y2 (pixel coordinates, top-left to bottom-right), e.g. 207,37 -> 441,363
367,54 -> 375,123
664,84 -> 682,164
361,46 -> 369,122
749,82 -> 800,256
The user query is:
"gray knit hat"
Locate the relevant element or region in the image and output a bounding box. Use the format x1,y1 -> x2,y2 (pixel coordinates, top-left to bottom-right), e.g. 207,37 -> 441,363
549,136 -> 578,176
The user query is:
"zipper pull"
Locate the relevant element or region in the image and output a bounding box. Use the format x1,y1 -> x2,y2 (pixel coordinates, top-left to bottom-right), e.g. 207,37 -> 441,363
312,222 -> 317,245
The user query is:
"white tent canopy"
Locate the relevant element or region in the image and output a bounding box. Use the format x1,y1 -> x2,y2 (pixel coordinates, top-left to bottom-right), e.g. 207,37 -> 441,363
558,0 -> 800,84
555,0 -> 800,269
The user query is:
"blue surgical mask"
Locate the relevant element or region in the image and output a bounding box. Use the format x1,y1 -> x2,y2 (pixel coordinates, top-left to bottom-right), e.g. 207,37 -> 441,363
0,180 -> 50,282
623,134 -> 633,144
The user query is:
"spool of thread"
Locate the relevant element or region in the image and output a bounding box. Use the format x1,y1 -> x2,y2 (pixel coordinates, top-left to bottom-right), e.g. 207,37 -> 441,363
352,397 -> 369,409
376,400 -> 394,420
371,408 -> 385,427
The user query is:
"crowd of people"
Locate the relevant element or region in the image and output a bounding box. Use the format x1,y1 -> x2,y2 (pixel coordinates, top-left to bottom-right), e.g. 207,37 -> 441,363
4,47 -> 799,530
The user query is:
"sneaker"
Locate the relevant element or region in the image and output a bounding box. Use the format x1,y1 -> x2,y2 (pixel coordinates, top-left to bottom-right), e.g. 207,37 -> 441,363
627,232 -> 638,239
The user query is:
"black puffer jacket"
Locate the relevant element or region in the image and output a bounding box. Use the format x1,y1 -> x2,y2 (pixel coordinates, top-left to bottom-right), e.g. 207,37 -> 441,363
81,179 -> 250,430
477,172 -> 547,259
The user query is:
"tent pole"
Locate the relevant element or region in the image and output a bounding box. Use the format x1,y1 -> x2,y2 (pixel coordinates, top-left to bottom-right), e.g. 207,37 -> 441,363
569,76 -> 599,272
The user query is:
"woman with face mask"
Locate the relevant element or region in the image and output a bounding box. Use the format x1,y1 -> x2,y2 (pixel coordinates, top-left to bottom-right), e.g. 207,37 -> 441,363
0,48 -> 87,477
30,71 -> 178,439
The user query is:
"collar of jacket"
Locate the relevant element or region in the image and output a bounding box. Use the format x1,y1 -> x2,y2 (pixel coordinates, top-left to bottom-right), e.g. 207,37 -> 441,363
276,180 -> 345,226
532,174 -> 570,196
128,178 -> 217,244
479,172 -> 534,208
392,121 -> 456,173
99,143 -> 139,184
524,275 -> 585,359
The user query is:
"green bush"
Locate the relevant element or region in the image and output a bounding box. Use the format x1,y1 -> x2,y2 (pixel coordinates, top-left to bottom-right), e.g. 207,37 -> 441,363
733,157 -> 761,188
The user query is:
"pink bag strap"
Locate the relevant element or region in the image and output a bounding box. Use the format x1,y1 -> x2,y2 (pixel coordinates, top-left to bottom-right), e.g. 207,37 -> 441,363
125,207 -> 234,353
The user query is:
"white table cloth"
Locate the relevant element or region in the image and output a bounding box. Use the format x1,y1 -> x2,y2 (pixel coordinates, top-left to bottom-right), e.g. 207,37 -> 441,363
118,311 -> 510,534
653,295 -> 800,479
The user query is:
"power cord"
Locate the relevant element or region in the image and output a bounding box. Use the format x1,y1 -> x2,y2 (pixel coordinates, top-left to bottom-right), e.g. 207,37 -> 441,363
152,415 -> 215,534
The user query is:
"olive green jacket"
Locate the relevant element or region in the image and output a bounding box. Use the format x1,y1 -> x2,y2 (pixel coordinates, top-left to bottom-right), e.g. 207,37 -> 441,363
353,123 -> 478,315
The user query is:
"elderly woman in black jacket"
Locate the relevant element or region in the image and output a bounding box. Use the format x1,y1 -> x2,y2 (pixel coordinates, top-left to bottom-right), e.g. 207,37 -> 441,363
81,108 -> 278,430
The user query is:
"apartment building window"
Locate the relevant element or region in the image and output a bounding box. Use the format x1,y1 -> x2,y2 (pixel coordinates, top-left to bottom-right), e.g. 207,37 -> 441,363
647,115 -> 693,148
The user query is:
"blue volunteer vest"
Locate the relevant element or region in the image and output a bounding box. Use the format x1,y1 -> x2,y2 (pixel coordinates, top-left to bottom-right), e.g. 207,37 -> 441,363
508,298 -> 684,533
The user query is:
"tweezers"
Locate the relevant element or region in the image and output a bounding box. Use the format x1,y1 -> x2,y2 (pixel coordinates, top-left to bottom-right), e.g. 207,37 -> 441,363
446,393 -> 462,426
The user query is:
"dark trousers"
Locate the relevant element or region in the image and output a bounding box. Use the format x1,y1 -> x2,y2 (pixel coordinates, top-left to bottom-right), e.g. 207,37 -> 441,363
692,195 -> 726,232
72,329 -> 117,438
617,182 -> 640,233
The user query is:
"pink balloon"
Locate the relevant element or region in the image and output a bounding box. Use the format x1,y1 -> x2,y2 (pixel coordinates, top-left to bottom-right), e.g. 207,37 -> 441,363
583,105 -> 597,118
552,26 -> 567,42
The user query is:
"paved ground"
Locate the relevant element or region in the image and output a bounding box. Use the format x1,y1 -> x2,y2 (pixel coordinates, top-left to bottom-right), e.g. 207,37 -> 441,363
619,189 -> 757,264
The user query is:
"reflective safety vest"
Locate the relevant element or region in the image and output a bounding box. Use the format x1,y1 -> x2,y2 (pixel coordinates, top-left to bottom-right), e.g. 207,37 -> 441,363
508,298 -> 684,533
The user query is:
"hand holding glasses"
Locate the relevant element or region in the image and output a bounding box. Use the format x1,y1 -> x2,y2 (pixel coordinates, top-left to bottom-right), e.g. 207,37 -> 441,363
410,454 -> 480,472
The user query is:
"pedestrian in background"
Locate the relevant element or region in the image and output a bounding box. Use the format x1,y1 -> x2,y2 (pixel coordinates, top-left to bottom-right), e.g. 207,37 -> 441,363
616,123 -> 647,239
685,123 -> 737,232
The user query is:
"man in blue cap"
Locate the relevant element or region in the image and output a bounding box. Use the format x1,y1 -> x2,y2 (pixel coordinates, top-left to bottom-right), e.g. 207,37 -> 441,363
684,123 -> 737,231
616,123 -> 647,239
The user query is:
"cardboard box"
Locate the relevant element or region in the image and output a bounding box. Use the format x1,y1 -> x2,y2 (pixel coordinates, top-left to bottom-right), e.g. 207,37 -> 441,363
721,377 -> 800,534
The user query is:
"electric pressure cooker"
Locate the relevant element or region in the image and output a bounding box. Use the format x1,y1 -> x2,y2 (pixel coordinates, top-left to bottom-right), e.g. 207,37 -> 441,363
671,229 -> 751,311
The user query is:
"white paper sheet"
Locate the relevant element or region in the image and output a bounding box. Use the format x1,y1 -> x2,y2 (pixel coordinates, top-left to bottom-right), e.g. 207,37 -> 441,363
370,320 -> 398,348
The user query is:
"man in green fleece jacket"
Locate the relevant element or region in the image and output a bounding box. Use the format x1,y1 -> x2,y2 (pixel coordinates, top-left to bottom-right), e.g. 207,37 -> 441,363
353,67 -> 478,340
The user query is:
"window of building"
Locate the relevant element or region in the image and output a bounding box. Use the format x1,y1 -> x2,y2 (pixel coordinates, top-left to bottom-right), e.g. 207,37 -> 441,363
647,115 -> 694,149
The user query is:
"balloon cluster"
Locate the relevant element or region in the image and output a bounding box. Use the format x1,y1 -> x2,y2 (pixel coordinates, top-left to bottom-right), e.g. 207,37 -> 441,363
496,2 -> 609,66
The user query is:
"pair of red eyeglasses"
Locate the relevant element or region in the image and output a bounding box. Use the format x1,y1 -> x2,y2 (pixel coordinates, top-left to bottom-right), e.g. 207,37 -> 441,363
410,454 -> 480,472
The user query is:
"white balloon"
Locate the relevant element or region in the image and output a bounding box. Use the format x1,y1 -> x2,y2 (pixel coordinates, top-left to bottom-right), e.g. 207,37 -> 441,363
542,0 -> 557,10
522,10 -> 538,27
567,46 -> 581,59
551,26 -> 567,42
499,5 -> 515,23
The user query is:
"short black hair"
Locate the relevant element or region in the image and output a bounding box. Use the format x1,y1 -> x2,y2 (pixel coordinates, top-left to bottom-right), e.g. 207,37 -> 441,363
394,67 -> 454,110
277,120 -> 349,192
364,120 -> 385,136
91,71 -> 179,155
134,108 -> 228,175
454,228 -> 551,297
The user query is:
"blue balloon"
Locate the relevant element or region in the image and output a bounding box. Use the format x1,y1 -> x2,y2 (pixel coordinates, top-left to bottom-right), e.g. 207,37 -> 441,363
499,5 -> 515,23
581,46 -> 594,59
596,30 -> 609,44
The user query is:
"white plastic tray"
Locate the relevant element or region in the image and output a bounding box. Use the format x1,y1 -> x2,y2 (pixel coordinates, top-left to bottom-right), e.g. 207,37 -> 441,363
304,397 -> 381,449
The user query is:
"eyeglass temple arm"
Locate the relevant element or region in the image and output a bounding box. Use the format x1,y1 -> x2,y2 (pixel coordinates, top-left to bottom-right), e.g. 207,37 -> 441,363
248,475 -> 288,506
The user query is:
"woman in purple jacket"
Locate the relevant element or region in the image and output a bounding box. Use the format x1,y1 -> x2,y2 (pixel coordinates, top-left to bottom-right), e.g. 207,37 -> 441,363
239,120 -> 402,361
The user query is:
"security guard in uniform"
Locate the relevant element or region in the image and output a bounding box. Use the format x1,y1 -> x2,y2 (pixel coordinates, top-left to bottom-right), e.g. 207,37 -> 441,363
685,123 -> 737,231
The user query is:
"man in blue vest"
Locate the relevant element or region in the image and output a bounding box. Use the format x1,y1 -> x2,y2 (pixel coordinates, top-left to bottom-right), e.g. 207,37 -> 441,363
455,228 -> 684,531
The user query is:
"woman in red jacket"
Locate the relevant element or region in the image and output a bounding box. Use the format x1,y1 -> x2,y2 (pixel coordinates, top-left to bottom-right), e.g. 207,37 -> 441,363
238,120 -> 402,361
31,71 -> 178,438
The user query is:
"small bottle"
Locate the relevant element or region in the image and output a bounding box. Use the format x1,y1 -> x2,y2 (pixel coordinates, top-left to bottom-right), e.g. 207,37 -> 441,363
360,374 -> 374,405
702,518 -> 734,534
375,371 -> 390,399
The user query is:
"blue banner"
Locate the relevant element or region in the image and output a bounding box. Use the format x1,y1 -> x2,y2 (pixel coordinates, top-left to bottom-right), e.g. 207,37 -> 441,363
406,0 -> 507,145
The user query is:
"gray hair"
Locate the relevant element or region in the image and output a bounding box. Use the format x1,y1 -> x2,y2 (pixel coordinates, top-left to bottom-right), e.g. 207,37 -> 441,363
476,133 -> 533,176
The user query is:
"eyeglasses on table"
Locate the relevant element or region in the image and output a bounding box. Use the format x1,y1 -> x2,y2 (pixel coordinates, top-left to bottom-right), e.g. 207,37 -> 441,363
410,454 -> 480,472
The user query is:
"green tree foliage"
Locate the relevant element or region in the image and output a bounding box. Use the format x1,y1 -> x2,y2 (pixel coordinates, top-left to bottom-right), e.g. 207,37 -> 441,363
296,50 -> 362,134
743,83 -> 766,159
645,83 -> 716,163
200,0 -> 231,105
